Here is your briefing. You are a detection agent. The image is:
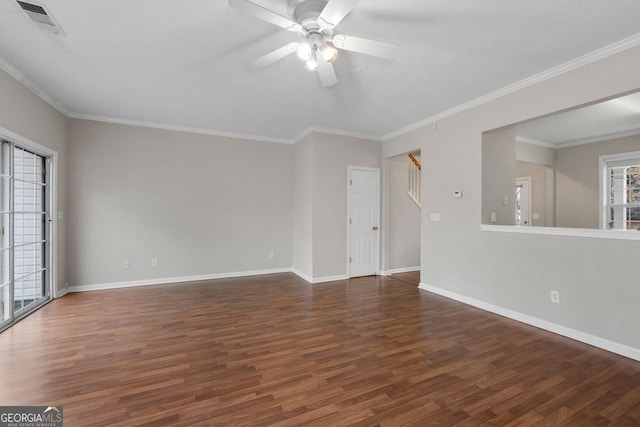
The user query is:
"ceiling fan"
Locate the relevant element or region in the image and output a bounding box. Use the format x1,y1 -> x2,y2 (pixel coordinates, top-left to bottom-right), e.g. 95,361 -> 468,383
228,0 -> 399,87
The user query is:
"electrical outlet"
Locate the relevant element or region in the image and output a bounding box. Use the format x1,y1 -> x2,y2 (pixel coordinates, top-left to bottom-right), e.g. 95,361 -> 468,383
550,290 -> 560,303
152,258 -> 158,267
268,251 -> 274,259
123,260 -> 130,269
64,282 -> 69,289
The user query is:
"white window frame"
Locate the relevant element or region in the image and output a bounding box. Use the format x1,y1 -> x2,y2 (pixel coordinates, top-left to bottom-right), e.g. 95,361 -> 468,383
0,127 -> 58,298
599,150 -> 640,230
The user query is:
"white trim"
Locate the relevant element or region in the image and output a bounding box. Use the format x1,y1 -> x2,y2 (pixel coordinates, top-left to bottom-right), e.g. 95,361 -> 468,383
516,136 -> 555,149
67,117 -> 383,146
67,113 -> 294,145
600,154 -> 606,229
380,266 -> 420,276
599,150 -> 640,230
260,268 -> 352,284
55,288 -> 68,298
0,127 -> 59,158
292,126 -> 382,144
481,224 -> 640,241
311,274 -> 350,284
0,55 -> 69,116
555,128 -> 640,149
4,36 -> 640,145
68,268 -> 292,292
519,128 -> 640,150
381,33 -> 640,141
291,268 -> 313,283
47,152 -> 59,299
516,176 -> 532,226
0,127 -> 59,301
418,283 -> 640,362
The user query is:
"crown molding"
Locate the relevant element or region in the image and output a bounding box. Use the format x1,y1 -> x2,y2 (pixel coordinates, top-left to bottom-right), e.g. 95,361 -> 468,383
380,33 -> 640,141
66,112 -> 294,144
0,55 -> 69,116
3,33 -> 640,144
516,136 -> 555,148
517,127 -> 640,150
293,126 -> 382,144
554,127 -> 640,149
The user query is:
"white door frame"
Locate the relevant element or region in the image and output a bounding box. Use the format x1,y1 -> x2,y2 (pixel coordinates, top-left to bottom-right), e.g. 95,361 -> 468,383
347,166 -> 381,278
516,177 -> 532,226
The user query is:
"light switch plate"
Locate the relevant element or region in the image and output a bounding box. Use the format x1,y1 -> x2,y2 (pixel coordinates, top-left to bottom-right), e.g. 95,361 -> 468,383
430,213 -> 441,222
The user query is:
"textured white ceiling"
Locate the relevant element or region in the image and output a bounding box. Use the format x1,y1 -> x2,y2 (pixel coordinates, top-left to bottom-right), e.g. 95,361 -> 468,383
516,92 -> 640,147
1,0 -> 640,142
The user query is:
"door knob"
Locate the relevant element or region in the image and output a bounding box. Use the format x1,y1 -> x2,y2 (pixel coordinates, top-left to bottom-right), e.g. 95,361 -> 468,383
372,226 -> 379,231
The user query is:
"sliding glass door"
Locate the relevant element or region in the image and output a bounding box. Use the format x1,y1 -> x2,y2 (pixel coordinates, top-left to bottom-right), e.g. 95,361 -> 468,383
0,140 -> 51,332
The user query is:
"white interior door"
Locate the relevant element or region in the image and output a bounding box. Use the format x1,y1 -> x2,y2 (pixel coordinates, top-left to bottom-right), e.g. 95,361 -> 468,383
349,167 -> 380,277
516,177 -> 531,226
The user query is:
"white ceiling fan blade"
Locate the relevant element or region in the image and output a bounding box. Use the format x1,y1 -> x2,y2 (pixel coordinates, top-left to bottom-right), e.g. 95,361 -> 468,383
229,0 -> 302,32
250,42 -> 299,69
317,0 -> 361,29
331,34 -> 398,60
317,59 -> 338,87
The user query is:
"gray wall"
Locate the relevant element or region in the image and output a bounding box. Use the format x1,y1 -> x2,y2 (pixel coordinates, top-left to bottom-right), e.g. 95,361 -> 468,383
311,133 -> 381,278
66,122 -> 380,285
555,134 -> 640,228
387,153 -> 420,270
0,68 -> 67,293
67,119 -> 293,286
516,140 -> 555,166
292,133 -> 314,277
482,127 -> 516,225
383,45 -> 640,350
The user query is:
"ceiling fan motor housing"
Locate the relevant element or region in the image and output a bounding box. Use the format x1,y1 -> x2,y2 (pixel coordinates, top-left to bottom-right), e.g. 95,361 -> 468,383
288,0 -> 328,30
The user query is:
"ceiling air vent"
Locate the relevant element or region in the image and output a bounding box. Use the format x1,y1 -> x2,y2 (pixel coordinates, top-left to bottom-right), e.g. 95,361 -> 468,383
16,0 -> 64,34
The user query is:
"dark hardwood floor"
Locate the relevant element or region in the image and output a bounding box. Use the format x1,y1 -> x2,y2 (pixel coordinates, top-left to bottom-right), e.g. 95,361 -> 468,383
388,271 -> 420,286
1,273 -> 639,426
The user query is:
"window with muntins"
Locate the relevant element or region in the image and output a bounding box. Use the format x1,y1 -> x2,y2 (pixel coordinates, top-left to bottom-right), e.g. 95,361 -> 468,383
603,152 -> 640,230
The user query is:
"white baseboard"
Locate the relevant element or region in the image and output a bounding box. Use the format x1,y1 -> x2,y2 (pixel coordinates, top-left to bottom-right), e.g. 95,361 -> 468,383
380,266 -> 420,276
291,268 -> 313,283
311,274 -> 349,284
69,267 -> 355,292
418,283 -> 640,362
54,287 -> 68,298
291,268 -> 349,284
68,268 -> 293,292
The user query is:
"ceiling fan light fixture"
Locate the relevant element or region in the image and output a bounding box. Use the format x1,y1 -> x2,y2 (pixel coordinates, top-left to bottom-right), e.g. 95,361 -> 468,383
320,43 -> 338,63
296,41 -> 313,61
305,58 -> 318,70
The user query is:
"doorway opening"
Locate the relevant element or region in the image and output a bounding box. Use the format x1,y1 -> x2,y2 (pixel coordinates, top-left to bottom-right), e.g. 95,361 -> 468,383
382,151 -> 421,278
515,177 -> 532,226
